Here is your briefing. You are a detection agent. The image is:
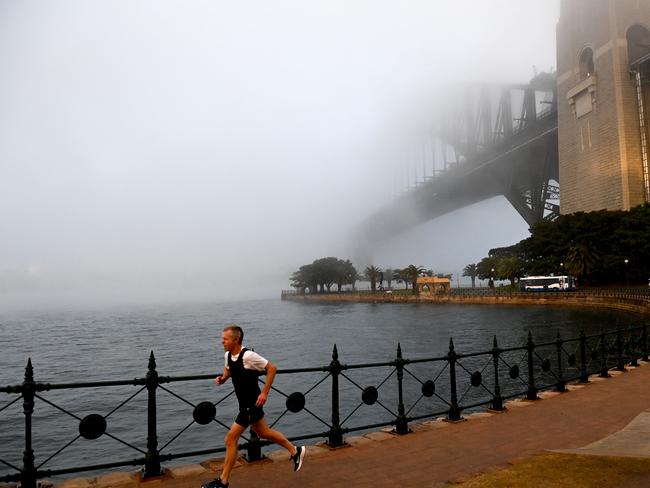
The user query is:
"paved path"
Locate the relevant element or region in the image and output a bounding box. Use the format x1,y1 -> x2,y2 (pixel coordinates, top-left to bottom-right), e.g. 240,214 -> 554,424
60,363 -> 650,488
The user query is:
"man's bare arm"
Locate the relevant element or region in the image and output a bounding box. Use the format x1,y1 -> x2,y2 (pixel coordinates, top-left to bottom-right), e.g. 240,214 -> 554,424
256,361 -> 277,406
215,367 -> 230,385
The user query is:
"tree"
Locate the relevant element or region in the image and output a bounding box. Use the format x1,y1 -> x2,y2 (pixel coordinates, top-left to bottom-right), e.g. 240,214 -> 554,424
403,264 -> 425,292
477,257 -> 498,287
335,259 -> 359,292
462,263 -> 478,288
290,263 -> 321,293
497,257 -> 524,286
384,268 -> 394,289
364,265 -> 383,292
566,243 -> 598,286
392,268 -> 408,289
291,257 -> 359,293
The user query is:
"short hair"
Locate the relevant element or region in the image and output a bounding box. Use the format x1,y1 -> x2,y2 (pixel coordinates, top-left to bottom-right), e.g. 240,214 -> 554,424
223,325 -> 244,345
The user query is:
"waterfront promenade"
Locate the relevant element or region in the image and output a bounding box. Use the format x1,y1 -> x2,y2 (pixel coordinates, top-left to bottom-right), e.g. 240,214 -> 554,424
55,361 -> 650,488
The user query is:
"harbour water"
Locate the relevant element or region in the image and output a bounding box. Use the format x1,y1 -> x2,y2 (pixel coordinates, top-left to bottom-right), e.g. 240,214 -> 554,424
0,298 -> 643,478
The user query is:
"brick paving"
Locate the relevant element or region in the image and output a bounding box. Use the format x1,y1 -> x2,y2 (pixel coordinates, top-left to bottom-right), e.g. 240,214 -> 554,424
59,363 -> 650,488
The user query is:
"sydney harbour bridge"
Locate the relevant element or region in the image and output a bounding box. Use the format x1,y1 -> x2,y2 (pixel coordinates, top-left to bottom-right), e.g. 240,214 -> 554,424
361,1 -> 650,246
360,74 -> 559,244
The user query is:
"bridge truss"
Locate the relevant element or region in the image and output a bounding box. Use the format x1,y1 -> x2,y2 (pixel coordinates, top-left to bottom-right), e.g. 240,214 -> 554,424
362,75 -> 559,244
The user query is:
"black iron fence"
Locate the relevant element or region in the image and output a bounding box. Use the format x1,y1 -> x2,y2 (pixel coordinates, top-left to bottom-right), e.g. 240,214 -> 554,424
2,324 -> 649,487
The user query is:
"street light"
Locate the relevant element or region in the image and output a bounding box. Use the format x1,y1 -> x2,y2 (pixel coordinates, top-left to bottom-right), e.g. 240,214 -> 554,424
624,259 -> 629,287
490,268 -> 495,289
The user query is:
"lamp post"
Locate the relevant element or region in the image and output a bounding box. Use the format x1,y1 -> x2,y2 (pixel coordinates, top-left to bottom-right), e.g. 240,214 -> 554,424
490,268 -> 495,289
560,262 -> 564,275
624,259 -> 629,287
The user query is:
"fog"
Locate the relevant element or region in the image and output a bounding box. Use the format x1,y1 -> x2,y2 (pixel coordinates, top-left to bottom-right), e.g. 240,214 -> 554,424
0,1 -> 560,307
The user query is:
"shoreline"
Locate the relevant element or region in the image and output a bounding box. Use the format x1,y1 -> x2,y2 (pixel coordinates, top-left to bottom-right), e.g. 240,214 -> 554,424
282,290 -> 650,316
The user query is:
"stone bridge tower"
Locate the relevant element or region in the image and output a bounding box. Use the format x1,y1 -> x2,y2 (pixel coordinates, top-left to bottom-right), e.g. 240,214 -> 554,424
557,0 -> 650,214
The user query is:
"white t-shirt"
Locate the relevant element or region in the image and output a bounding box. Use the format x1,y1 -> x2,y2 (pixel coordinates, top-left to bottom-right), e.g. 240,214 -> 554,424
224,349 -> 268,372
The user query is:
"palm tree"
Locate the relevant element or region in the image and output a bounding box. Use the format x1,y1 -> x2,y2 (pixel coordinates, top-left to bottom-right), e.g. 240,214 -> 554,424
404,264 -> 425,292
462,263 -> 478,288
566,243 -> 598,286
364,265 -> 383,292
393,269 -> 408,289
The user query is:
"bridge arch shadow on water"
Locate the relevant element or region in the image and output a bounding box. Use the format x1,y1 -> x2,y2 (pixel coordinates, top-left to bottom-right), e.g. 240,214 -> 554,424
1,307 -> 648,487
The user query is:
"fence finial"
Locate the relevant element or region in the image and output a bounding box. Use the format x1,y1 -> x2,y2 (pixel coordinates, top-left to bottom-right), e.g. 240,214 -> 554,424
25,358 -> 34,382
148,351 -> 156,371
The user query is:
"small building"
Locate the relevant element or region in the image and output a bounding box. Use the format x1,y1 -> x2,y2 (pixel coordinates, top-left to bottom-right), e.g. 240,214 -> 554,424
415,277 -> 451,295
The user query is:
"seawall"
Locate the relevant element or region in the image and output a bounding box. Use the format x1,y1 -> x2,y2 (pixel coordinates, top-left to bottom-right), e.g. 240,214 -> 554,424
282,290 -> 650,316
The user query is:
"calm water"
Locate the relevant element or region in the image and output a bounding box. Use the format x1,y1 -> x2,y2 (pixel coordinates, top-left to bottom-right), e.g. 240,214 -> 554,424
0,299 -> 643,478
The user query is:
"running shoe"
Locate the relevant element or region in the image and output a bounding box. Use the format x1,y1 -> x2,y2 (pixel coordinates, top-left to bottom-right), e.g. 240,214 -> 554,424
201,478 -> 228,488
291,446 -> 306,472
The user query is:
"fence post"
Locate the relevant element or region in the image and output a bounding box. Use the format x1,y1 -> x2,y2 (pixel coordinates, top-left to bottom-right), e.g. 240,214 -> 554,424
643,324 -> 649,362
491,336 -> 504,411
526,331 -> 538,400
21,359 -> 37,488
447,339 -> 461,421
142,351 -> 163,478
629,326 -> 639,367
579,330 -> 589,383
246,429 -> 263,461
599,331 -> 609,378
394,343 -> 409,434
327,345 -> 344,447
555,330 -> 566,392
616,326 -> 625,372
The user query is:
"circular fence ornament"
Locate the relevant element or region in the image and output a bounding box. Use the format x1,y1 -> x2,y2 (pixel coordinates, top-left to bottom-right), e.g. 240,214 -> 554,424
421,380 -> 436,397
470,371 -> 482,387
193,401 -> 216,425
541,358 -> 551,372
79,414 -> 107,440
568,353 -> 576,366
361,386 -> 378,405
509,365 -> 519,379
286,392 -> 306,413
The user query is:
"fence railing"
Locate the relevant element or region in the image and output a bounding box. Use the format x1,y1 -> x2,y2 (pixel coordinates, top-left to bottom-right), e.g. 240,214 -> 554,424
2,324 -> 649,487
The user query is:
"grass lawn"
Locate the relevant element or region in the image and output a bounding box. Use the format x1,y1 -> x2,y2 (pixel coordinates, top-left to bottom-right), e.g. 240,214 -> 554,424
454,452 -> 650,487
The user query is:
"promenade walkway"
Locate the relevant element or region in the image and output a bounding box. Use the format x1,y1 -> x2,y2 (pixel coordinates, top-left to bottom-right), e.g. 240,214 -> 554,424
59,363 -> 650,488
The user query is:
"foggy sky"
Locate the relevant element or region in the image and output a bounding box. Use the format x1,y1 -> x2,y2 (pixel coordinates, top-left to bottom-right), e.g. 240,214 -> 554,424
0,1 -> 560,307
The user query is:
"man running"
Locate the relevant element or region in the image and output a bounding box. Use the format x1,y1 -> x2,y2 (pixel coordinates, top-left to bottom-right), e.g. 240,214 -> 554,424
202,325 -> 305,488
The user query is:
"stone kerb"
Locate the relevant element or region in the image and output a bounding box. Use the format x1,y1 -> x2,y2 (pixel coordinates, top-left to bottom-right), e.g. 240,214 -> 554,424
282,291 -> 650,315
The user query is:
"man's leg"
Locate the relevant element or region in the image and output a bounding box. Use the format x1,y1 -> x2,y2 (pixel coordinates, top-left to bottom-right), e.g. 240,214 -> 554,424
221,422 -> 247,484
251,418 -> 295,455
252,417 -> 305,472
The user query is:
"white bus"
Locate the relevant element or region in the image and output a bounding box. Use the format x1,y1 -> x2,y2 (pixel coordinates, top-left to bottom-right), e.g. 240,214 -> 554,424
520,275 -> 574,291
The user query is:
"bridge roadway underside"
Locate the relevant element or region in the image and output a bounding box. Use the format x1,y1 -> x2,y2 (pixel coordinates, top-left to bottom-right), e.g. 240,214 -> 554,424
362,113 -> 558,244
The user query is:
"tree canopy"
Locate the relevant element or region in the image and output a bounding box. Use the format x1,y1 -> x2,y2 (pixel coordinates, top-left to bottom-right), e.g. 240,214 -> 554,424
291,257 -> 359,293
467,204 -> 650,286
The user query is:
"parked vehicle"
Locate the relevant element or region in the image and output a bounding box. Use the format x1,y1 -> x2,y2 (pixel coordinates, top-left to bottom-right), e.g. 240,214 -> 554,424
520,275 -> 574,291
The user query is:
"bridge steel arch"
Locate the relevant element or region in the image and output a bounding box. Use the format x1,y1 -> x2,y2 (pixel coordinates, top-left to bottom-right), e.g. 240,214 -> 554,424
360,78 -> 559,245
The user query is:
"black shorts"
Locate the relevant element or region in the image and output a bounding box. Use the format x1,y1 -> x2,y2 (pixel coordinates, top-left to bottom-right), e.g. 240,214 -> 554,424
235,406 -> 264,427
